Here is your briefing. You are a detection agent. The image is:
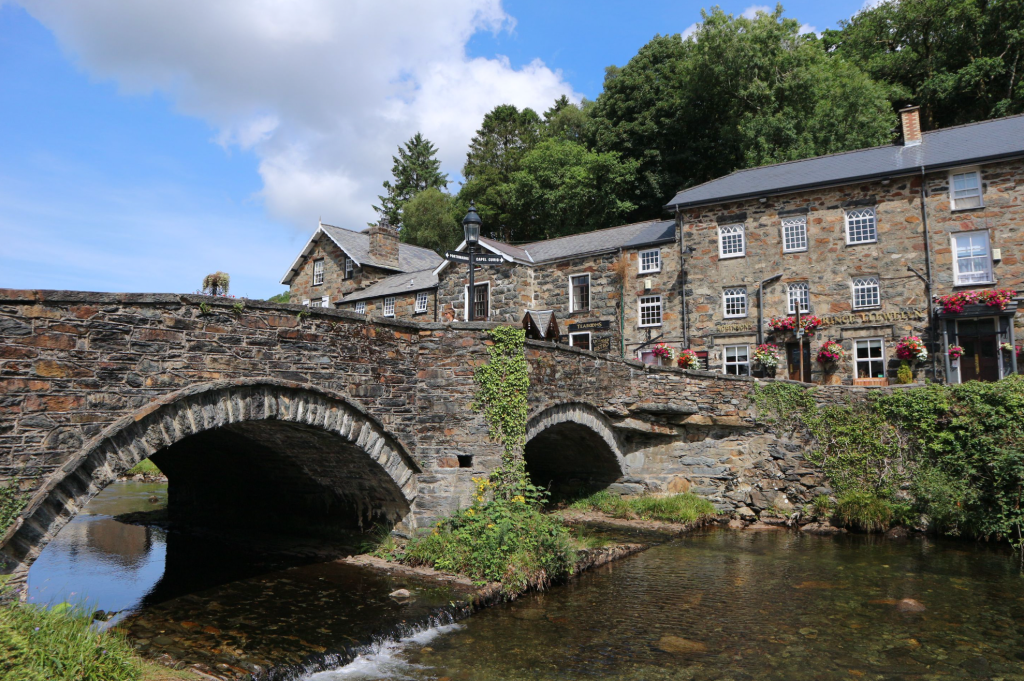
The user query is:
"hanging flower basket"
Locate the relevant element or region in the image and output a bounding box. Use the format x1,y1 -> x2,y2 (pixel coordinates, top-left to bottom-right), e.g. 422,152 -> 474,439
753,344 -> 782,370
895,336 -> 928,363
677,349 -> 700,370
936,288 -> 1016,314
767,315 -> 822,336
948,345 -> 965,361
815,340 -> 846,364
651,343 -> 674,366
1000,342 -> 1015,352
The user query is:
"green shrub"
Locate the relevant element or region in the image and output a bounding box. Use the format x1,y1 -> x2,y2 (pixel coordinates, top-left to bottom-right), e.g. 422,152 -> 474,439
810,494 -> 832,519
125,459 -> 162,477
896,361 -> 913,384
405,479 -> 577,599
0,602 -> 141,681
834,491 -> 910,533
0,486 -> 25,538
571,491 -> 716,524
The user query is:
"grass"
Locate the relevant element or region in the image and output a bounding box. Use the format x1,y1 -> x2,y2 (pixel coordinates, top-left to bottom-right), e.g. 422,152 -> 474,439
570,491 -> 717,524
125,459 -> 162,477
810,494 -> 832,519
0,601 -> 141,681
834,491 -> 911,533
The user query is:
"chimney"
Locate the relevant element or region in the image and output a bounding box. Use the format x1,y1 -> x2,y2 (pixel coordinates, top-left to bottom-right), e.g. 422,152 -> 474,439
900,105 -> 922,146
368,216 -> 400,269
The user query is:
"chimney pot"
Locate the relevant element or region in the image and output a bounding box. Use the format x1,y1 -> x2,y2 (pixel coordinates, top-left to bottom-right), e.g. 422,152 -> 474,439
900,105 -> 922,146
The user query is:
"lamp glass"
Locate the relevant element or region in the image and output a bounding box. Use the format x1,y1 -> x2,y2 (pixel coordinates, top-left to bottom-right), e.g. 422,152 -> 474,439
462,203 -> 482,245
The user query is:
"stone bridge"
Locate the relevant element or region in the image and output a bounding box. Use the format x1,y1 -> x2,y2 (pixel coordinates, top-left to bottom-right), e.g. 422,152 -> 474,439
0,290 -> 841,581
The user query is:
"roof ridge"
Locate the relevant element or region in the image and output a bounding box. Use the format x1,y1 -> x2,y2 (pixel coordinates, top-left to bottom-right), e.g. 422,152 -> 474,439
519,218 -> 669,249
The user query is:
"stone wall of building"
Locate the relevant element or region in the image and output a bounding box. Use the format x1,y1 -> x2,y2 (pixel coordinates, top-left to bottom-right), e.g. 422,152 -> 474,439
288,234 -> 397,307
350,289 -> 436,321
436,260 -> 534,323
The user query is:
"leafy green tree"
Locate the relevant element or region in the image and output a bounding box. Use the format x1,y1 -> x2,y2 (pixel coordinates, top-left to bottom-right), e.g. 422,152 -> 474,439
542,95 -> 592,144
399,187 -> 463,254
459,104 -> 543,242
508,139 -> 638,241
589,5 -> 894,219
823,0 -> 1024,129
375,133 -> 448,227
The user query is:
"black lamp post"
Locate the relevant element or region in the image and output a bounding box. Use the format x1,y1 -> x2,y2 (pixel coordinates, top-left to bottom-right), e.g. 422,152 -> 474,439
462,203 -> 482,322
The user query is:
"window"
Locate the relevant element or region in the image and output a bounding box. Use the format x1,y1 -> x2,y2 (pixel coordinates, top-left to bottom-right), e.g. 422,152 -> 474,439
383,297 -> 395,317
312,259 -> 324,286
723,345 -> 750,376
855,339 -> 885,379
718,224 -> 745,258
723,288 -> 747,318
950,170 -> 982,210
845,208 -> 877,244
639,249 -> 661,273
464,283 -> 489,320
319,296 -> 330,308
782,216 -> 807,253
638,295 -> 662,327
568,332 -> 591,350
569,274 -> 590,312
415,291 -> 428,313
787,282 -> 809,314
355,301 -> 366,315
953,231 -> 994,285
852,276 -> 880,309
344,256 -> 354,280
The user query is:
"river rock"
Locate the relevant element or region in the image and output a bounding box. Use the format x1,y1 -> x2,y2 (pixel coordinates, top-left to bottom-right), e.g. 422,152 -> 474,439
896,598 -> 926,613
727,519 -> 746,529
801,522 -> 845,535
389,589 -> 412,600
885,525 -> 910,540
657,636 -> 707,655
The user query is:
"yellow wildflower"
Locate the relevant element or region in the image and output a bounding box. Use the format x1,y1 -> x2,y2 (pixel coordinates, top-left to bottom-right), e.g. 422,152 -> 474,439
512,495 -> 526,504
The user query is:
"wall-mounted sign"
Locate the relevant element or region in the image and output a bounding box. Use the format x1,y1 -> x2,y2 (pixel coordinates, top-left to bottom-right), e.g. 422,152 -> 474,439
716,322 -> 757,334
592,337 -> 612,354
568,320 -> 611,332
817,308 -> 927,328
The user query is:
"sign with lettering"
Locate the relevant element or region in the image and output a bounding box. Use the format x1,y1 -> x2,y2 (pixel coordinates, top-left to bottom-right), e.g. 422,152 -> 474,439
444,251 -> 505,265
568,320 -> 611,332
592,337 -> 612,354
715,322 -> 757,334
817,308 -> 927,327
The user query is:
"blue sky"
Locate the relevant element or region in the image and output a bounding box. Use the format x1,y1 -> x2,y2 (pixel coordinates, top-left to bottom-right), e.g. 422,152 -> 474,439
2,0 -> 865,299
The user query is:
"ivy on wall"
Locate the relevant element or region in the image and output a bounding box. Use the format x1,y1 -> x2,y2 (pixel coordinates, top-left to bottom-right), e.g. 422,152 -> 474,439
0,486 -> 25,539
473,326 -> 530,497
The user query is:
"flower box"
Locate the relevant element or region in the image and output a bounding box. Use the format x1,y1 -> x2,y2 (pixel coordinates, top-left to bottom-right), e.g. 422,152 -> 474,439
853,377 -> 889,387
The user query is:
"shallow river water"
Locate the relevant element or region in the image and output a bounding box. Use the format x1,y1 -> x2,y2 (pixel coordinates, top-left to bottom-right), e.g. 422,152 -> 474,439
27,482 -> 1024,680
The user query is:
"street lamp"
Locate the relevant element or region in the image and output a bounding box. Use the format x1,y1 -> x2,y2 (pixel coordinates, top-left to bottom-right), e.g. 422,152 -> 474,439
462,203 -> 482,321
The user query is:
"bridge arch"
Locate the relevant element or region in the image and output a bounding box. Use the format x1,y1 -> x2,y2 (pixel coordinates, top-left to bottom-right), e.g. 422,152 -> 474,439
2,379 -> 419,579
524,402 -> 625,496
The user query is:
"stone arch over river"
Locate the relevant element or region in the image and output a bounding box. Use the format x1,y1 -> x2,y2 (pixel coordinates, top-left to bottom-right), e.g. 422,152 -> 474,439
2,380 -> 420,583
524,402 -> 625,496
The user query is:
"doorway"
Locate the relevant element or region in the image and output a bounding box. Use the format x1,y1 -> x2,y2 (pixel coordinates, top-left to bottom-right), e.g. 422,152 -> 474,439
786,342 -> 811,383
956,319 -> 999,382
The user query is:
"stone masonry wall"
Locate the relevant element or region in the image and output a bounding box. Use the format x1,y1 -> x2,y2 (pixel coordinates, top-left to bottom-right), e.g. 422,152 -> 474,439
288,234 -> 401,310
349,289 -> 436,321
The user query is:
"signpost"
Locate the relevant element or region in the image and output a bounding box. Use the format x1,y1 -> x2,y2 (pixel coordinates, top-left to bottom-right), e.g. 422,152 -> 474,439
450,203 -> 506,322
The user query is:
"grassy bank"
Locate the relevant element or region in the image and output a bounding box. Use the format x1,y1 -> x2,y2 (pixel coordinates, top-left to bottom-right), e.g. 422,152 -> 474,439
570,491 -> 717,524
125,459 -> 162,477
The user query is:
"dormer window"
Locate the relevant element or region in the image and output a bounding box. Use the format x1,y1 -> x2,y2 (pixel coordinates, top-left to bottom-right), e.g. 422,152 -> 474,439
639,249 -> 661,273
344,256 -> 354,280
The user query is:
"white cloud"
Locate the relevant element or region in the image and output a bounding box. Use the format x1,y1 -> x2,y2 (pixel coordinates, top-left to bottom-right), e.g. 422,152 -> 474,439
799,23 -> 819,36
741,5 -> 772,19
681,23 -> 699,41
16,0 -> 579,231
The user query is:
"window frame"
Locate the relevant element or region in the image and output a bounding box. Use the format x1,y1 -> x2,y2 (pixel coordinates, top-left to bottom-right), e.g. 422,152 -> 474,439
844,207 -> 877,245
414,291 -> 428,314
568,273 -> 591,313
718,224 -> 745,259
319,296 -> 330,308
723,344 -> 751,376
952,230 -> 995,286
787,282 -> 810,314
344,256 -> 354,280
638,248 -> 661,274
851,276 -> 881,310
722,287 -> 748,318
382,296 -> 395,318
638,294 -> 663,328
949,168 -> 983,211
781,216 -> 808,253
354,301 -> 366,315
463,281 -> 491,321
854,338 -> 886,379
568,332 -> 592,350
312,258 -> 325,286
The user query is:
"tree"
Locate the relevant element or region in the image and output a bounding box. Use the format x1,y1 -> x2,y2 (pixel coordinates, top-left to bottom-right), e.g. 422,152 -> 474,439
542,95 -> 592,144
507,139 -> 638,241
823,0 -> 1024,129
375,133 -> 448,227
459,104 -> 543,242
202,272 -> 230,296
400,187 -> 463,254
588,5 -> 895,219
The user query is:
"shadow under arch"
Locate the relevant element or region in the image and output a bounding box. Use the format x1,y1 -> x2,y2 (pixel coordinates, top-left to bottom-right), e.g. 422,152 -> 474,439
2,380 -> 420,582
524,402 -> 625,498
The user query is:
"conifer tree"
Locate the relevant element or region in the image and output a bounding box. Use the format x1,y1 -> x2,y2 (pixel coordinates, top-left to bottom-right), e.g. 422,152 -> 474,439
375,133 -> 448,227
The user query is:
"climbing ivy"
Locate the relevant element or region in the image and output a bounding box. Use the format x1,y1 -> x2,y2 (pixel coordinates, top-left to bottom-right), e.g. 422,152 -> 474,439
473,326 -> 530,497
0,486 -> 25,538
751,382 -> 816,428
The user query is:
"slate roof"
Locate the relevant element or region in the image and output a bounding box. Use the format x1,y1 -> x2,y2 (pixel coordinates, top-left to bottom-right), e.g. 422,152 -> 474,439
665,113 -> 1024,210
280,222 -> 443,285
341,268 -> 438,303
433,219 -> 676,276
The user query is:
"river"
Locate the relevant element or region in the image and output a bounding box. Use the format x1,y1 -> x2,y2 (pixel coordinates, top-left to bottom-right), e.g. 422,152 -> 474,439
27,481 -> 1024,680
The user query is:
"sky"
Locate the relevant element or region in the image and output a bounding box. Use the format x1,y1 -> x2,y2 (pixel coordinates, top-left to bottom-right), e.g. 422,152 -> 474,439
1,0 -> 867,299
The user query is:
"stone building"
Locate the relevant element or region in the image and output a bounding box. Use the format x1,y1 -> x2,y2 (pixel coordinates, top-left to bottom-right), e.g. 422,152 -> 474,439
280,219 -> 441,319
664,108 -> 1024,384
433,220 -> 682,361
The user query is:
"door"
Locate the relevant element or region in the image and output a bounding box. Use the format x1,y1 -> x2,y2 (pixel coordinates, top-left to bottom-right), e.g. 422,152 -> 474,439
786,342 -> 811,382
957,319 -> 999,382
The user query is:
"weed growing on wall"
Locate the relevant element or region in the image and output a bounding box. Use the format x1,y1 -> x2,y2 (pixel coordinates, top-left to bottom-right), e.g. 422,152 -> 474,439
0,486 -> 25,539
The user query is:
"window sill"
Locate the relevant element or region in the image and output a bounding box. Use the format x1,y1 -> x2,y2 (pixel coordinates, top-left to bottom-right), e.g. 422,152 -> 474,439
950,205 -> 984,214
723,315 -> 748,320
782,249 -> 808,255
639,269 -> 661,275
852,306 -> 881,312
718,253 -> 745,260
845,240 -> 878,246
953,280 -> 996,288
638,324 -> 663,329
413,311 -> 428,316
